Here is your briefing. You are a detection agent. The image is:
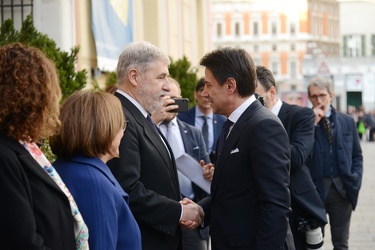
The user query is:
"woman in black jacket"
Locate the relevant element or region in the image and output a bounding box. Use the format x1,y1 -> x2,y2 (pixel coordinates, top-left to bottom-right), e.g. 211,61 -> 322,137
0,43 -> 88,250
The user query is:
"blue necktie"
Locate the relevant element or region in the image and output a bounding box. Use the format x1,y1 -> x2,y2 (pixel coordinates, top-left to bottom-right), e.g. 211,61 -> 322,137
201,116 -> 209,152
217,119 -> 234,156
146,115 -> 159,134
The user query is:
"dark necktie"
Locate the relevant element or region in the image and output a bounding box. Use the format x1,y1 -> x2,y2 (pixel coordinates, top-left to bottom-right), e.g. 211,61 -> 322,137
217,119 -> 234,156
146,115 -> 159,134
201,116 -> 209,152
322,117 -> 333,146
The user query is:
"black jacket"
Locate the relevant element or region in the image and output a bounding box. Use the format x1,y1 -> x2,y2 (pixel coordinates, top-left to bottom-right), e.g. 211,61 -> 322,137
0,131 -> 75,250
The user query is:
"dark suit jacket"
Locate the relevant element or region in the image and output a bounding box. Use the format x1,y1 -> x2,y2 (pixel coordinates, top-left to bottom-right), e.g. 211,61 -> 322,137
278,102 -> 327,224
177,119 -> 210,240
178,106 -> 226,160
107,93 -> 182,250
199,100 -> 291,249
310,106 -> 363,209
0,131 -> 75,250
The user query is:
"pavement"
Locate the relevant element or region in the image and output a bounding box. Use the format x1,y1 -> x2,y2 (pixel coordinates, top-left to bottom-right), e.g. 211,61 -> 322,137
323,140 -> 375,250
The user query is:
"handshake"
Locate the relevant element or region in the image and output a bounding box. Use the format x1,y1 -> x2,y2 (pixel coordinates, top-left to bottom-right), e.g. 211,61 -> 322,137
178,160 -> 214,229
179,198 -> 205,230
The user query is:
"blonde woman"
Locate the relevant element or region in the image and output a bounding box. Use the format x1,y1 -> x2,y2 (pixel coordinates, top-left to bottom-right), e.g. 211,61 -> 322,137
51,90 -> 141,250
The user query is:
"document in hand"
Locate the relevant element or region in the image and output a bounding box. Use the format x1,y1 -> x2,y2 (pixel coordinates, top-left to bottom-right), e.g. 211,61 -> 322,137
175,153 -> 211,194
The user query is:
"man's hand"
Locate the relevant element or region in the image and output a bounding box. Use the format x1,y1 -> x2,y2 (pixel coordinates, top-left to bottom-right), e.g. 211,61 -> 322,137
179,198 -> 204,229
151,96 -> 178,125
200,160 -> 214,181
312,104 -> 325,125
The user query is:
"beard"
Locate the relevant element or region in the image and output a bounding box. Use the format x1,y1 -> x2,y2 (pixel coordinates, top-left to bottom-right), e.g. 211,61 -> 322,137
137,82 -> 167,114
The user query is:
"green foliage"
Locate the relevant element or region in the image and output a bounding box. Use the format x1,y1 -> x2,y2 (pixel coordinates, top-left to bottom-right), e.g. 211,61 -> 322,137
168,56 -> 198,106
105,71 -> 117,87
0,16 -> 87,161
40,139 -> 56,163
0,15 -> 87,101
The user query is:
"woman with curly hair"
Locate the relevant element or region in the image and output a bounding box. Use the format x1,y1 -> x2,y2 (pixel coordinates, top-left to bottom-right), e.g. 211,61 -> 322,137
0,43 -> 88,249
50,90 -> 141,250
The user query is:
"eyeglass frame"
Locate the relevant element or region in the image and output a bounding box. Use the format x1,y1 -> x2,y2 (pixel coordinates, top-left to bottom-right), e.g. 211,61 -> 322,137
309,93 -> 328,101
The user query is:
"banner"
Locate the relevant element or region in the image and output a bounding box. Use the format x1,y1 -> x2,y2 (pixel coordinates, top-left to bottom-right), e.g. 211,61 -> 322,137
92,0 -> 133,71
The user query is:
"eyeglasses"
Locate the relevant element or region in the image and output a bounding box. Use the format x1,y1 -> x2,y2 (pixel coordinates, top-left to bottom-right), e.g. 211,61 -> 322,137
309,93 -> 327,100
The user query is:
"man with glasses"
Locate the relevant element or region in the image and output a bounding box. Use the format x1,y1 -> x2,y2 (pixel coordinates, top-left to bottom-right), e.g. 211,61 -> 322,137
308,77 -> 363,250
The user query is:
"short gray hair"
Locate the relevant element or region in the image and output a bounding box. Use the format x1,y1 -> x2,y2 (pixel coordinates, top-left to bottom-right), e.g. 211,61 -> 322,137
116,41 -> 170,83
308,77 -> 333,96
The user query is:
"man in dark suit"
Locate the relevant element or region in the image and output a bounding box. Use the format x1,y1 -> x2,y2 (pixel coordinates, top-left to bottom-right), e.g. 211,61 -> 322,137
307,77 -> 363,250
178,78 -> 226,163
152,77 -> 212,250
196,47 -> 292,249
256,65 -> 327,249
107,41 -> 204,250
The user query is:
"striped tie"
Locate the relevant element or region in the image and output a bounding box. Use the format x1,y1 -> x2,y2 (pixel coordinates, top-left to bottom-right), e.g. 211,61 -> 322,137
323,117 -> 333,146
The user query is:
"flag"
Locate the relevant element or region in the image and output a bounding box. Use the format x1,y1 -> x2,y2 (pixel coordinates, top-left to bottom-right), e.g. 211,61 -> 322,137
91,0 -> 133,71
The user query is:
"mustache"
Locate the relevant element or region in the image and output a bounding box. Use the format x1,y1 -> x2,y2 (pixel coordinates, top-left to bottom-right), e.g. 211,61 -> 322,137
160,91 -> 168,97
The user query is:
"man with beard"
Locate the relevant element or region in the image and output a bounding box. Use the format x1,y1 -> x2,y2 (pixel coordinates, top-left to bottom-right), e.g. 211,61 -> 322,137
152,77 -> 213,250
107,41 -> 204,250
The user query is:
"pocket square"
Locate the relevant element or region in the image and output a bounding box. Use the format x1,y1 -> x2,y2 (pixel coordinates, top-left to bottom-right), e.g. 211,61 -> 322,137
230,148 -> 239,154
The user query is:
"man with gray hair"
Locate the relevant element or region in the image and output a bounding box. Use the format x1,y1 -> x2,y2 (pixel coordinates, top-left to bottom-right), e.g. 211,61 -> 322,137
308,77 -> 363,250
108,41 -> 204,250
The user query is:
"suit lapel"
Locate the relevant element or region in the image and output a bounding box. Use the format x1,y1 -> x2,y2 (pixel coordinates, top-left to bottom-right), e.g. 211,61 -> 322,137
115,93 -> 180,194
211,101 -> 262,195
178,120 -> 193,156
116,93 -> 172,163
188,108 -> 196,126
278,102 -> 290,124
212,114 -> 221,147
0,134 -> 66,195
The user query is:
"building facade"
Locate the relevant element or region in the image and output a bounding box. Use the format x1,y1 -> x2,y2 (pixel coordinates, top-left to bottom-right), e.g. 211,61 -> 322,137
303,0 -> 375,112
0,0 -> 212,85
211,0 -> 340,104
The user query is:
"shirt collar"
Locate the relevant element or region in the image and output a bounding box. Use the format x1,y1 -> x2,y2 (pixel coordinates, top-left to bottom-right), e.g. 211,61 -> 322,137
116,89 -> 149,118
228,95 -> 256,123
170,117 -> 178,127
326,105 -> 332,118
195,106 -> 213,120
271,99 -> 283,116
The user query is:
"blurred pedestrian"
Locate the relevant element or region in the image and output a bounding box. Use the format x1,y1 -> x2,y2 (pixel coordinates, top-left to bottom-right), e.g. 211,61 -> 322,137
308,77 -> 363,250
